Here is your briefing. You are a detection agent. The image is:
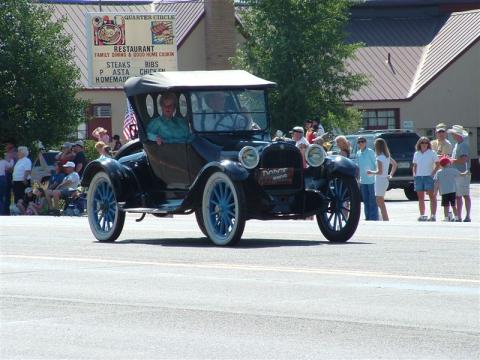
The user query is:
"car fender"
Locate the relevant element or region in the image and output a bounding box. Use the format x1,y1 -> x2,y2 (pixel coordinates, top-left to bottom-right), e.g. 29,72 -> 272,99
81,158 -> 137,202
182,160 -> 249,209
323,156 -> 357,178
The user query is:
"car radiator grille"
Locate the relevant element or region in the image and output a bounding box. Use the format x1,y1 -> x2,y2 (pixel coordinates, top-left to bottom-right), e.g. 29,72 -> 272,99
257,143 -> 303,191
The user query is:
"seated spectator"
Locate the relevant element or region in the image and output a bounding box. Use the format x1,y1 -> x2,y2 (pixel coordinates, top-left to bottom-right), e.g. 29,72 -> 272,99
46,161 -> 80,210
72,140 -> 88,177
48,162 -> 66,190
55,142 -> 75,165
16,187 -> 36,215
26,188 -> 50,215
92,127 -> 110,143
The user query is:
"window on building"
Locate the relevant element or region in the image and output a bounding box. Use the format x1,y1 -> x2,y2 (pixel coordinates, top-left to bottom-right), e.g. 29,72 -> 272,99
362,109 -> 399,130
92,104 -> 112,118
87,104 -> 112,140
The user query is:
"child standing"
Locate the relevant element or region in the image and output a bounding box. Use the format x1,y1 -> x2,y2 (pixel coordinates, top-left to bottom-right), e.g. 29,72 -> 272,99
435,156 -> 468,222
367,138 -> 397,221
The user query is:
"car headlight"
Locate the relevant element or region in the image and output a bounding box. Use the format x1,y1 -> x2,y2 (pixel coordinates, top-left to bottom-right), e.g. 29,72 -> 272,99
238,146 -> 259,169
305,144 -> 326,167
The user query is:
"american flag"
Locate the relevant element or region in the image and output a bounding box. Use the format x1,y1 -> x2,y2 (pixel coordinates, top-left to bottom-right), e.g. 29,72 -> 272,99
123,98 -> 138,141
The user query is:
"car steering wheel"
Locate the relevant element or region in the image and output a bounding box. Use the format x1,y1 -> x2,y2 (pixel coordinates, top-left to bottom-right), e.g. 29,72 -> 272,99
213,114 -> 249,131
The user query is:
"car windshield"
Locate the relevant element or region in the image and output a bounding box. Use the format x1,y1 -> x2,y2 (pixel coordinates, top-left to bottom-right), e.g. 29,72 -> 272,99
191,89 -> 268,132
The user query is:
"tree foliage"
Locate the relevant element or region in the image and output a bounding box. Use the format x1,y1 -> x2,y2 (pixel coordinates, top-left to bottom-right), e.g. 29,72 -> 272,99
0,0 -> 86,149
233,0 -> 366,133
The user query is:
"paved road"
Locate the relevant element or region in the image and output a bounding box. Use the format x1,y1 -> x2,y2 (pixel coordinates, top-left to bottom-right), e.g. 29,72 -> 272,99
1,187 -> 479,359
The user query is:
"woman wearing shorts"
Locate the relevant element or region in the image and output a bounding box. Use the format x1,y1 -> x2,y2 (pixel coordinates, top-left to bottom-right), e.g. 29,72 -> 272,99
412,137 -> 439,221
367,138 -> 397,221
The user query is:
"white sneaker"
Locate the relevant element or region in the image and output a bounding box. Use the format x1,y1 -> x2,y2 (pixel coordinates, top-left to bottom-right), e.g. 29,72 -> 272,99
428,215 -> 436,222
442,217 -> 449,222
417,215 -> 428,221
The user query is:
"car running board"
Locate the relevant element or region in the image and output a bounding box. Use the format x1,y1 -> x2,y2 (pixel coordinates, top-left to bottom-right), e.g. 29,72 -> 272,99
119,199 -> 183,214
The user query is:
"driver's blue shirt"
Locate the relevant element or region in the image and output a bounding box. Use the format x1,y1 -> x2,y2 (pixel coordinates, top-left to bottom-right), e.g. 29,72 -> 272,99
146,116 -> 190,143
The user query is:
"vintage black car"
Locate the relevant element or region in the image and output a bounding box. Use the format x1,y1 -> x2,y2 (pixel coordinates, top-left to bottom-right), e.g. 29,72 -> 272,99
81,70 -> 360,246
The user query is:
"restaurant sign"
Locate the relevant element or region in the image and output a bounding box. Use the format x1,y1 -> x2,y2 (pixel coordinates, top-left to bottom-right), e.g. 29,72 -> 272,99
86,12 -> 177,87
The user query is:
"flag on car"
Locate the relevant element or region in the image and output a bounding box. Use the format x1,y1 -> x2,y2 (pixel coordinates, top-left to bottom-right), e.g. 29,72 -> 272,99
123,98 -> 138,141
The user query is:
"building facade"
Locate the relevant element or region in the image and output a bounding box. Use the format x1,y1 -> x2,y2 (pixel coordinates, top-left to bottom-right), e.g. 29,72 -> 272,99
346,1 -> 480,177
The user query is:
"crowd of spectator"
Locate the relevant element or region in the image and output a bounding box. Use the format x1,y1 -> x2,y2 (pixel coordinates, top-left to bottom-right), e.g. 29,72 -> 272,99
285,121 -> 472,223
0,126 -> 125,216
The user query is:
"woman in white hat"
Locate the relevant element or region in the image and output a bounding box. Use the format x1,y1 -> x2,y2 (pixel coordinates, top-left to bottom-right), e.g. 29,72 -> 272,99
447,125 -> 471,222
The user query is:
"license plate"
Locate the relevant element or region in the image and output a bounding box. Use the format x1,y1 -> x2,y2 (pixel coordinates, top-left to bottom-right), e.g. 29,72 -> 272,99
256,167 -> 294,186
397,162 -> 410,169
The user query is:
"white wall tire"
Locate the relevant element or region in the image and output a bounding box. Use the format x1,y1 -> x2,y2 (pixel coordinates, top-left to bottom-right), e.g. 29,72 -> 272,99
201,172 -> 246,246
87,172 -> 125,242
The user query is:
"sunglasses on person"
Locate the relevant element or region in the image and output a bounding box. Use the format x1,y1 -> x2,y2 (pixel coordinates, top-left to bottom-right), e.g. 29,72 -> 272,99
420,141 -> 429,144
357,140 -> 366,143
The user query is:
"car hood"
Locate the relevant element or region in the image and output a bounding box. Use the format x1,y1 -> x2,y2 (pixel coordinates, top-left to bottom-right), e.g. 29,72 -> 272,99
191,134 -> 271,163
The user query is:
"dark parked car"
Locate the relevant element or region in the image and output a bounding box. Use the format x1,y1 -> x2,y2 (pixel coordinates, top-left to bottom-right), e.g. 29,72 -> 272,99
81,70 -> 361,245
330,130 -> 420,200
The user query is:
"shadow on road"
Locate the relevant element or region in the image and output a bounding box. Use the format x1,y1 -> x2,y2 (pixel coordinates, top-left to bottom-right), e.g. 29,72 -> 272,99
114,237 -> 373,248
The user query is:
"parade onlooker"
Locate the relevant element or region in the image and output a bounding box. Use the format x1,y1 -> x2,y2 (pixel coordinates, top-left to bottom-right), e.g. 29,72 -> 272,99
367,138 -> 397,221
46,161 -> 80,210
0,154 -> 14,215
334,135 -> 351,158
55,142 -> 75,165
356,136 -> 378,221
16,187 -> 35,215
112,134 -> 122,152
12,146 -> 32,203
431,123 -> 453,203
95,141 -> 112,160
48,162 -> 65,190
290,126 -> 309,168
26,188 -> 50,216
413,137 -> 439,221
305,120 -> 316,143
92,127 -> 110,143
435,156 -> 468,222
72,140 -> 88,177
312,119 -> 325,137
431,123 -> 453,156
4,140 -> 17,215
448,125 -> 471,222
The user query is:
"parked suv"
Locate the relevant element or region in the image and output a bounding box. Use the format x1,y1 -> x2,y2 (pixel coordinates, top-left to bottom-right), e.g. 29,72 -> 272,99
330,130 -> 419,200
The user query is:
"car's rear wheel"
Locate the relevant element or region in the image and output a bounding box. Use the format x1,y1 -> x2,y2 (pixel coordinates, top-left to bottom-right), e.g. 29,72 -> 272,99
201,172 -> 246,246
404,183 -> 418,201
316,175 -> 361,242
87,172 -> 125,242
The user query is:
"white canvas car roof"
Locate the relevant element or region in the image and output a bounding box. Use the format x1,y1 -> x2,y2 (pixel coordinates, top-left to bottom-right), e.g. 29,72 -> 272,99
124,70 -> 276,96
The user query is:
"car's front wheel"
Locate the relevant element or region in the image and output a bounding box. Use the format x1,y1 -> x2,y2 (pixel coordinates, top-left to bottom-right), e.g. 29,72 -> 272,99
316,175 -> 361,242
201,172 -> 246,246
87,172 -> 125,242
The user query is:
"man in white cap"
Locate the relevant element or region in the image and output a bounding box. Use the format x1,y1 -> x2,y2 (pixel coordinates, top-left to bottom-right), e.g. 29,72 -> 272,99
46,161 -> 80,211
447,125 -> 471,222
290,126 -> 309,168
